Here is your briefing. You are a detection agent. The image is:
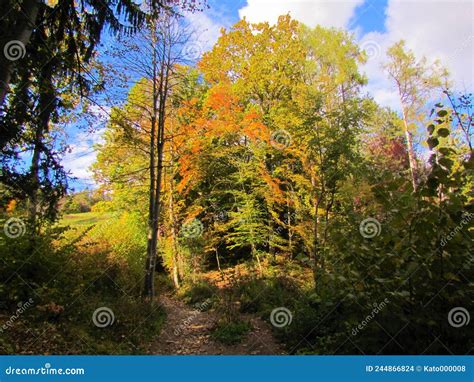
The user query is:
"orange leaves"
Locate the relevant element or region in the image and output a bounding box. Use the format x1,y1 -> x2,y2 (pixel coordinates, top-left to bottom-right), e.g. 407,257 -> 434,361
206,83 -> 239,112
176,155 -> 198,194
242,111 -> 269,142
202,84 -> 271,145
260,168 -> 286,205
174,78 -> 274,199
6,199 -> 17,213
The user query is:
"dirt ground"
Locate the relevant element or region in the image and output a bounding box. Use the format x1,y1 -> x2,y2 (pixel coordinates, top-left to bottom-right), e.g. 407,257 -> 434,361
149,294 -> 285,355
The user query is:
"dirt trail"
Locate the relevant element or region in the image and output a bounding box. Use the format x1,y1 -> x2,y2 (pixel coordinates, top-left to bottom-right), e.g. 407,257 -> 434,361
150,294 -> 285,355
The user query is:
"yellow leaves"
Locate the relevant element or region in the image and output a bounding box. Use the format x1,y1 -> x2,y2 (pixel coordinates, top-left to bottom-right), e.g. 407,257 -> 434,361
46,0 -> 58,8
199,14 -> 306,100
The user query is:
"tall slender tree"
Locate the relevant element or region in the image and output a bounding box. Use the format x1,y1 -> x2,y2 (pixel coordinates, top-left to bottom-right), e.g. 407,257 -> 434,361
101,10 -> 196,299
384,40 -> 449,192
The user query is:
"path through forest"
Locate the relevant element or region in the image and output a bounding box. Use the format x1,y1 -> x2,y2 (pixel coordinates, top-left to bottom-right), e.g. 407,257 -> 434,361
150,295 -> 285,355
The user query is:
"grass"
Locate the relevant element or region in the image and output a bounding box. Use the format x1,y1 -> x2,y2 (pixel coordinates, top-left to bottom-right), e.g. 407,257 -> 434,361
179,280 -> 217,307
60,211 -> 112,227
211,320 -> 252,345
0,296 -> 166,354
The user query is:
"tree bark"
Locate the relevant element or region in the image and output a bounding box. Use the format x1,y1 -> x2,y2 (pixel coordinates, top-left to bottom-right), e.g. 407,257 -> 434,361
401,108 -> 419,192
143,31 -> 171,299
28,52 -> 55,229
168,124 -> 180,289
0,0 -> 40,109
215,248 -> 221,272
252,243 -> 262,274
143,22 -> 160,300
311,174 -> 324,290
286,193 -> 293,254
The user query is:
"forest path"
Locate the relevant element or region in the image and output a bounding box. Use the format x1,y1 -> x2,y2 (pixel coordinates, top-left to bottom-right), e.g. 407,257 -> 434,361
149,294 -> 285,355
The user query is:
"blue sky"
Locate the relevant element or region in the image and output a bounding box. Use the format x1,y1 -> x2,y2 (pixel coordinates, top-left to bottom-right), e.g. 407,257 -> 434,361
350,0 -> 388,33
197,0 -> 388,34
64,0 -> 473,191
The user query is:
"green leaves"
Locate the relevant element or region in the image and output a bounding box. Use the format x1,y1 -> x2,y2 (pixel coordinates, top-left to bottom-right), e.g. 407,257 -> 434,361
437,157 -> 453,169
437,127 -> 450,137
427,137 -> 439,149
438,147 -> 453,156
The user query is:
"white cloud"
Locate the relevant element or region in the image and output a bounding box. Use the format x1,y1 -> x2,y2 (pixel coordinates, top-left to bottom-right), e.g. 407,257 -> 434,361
237,0 -> 473,109
183,10 -> 227,59
62,128 -> 105,188
239,0 -> 364,28
386,0 -> 473,89
360,0 -> 474,109
358,31 -> 399,109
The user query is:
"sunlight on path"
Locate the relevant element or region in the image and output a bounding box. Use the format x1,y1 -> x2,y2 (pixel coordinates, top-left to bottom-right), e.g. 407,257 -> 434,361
150,295 -> 285,355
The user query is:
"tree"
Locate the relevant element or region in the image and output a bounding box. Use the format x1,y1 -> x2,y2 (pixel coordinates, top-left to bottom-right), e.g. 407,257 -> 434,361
62,190 -> 102,213
362,103 -> 409,174
94,11 -> 198,299
442,91 -> 473,152
0,0 -> 202,109
272,24 -> 367,288
0,0 -> 202,229
384,40 -> 449,191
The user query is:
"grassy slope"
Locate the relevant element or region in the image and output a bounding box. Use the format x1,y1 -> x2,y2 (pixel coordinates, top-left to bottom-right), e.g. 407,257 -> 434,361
61,211 -> 112,227
0,211 -> 166,355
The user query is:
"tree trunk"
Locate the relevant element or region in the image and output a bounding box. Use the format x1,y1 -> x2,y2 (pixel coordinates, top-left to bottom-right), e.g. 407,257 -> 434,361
311,174 -> 324,290
286,194 -> 293,254
322,190 -> 335,273
252,243 -> 262,274
28,128 -> 41,226
168,155 -> 180,289
0,0 -> 40,109
215,248 -> 221,272
401,108 -> 419,192
144,111 -> 157,299
144,133 -> 162,299
143,40 -> 171,298
144,22 -> 162,300
28,55 -> 55,229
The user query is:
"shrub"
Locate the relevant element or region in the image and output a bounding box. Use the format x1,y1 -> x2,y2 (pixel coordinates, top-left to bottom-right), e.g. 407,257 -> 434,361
211,320 -> 251,345
180,280 -> 217,306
